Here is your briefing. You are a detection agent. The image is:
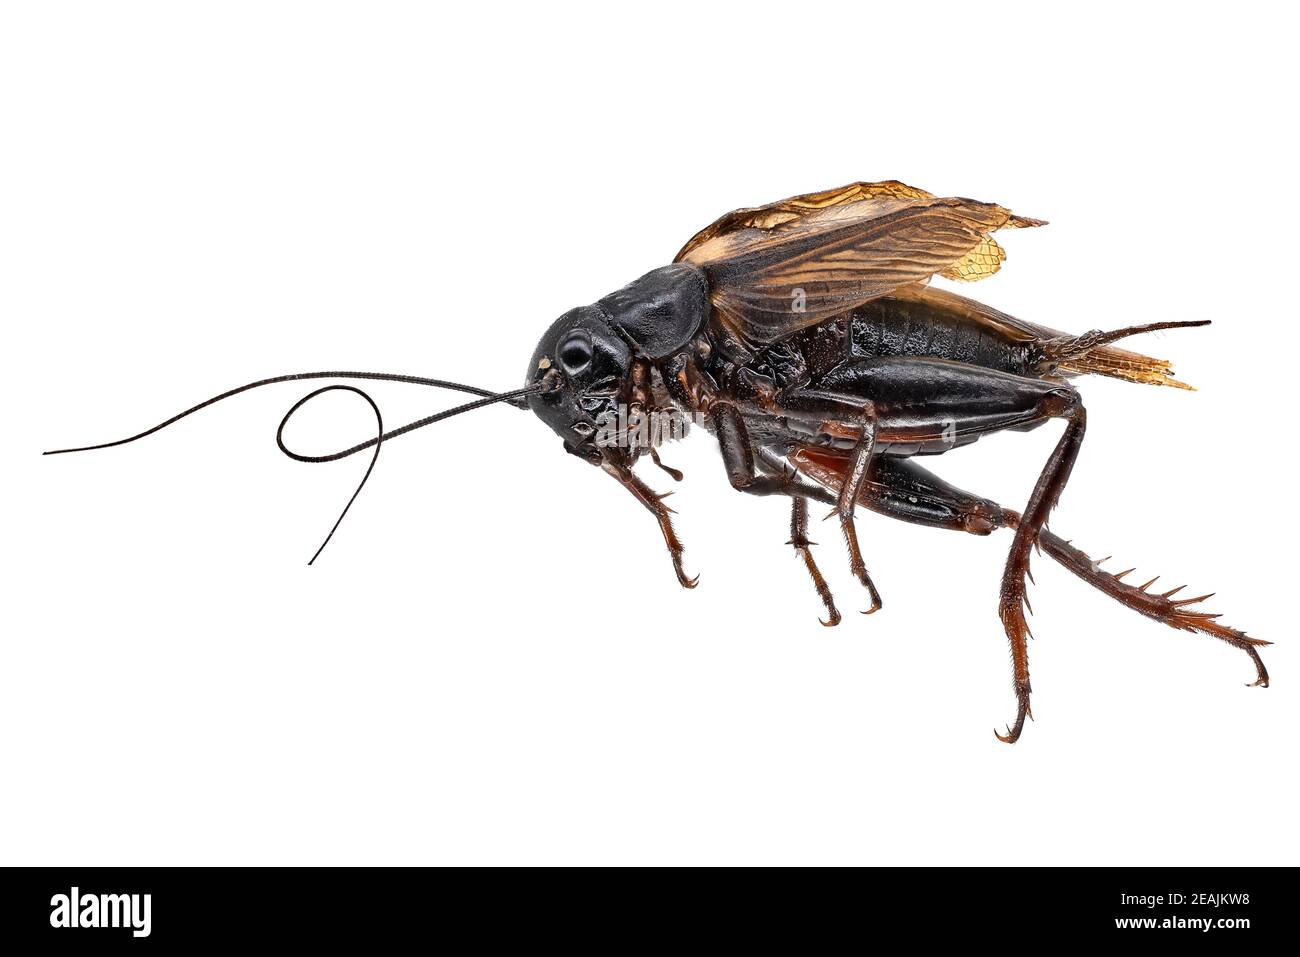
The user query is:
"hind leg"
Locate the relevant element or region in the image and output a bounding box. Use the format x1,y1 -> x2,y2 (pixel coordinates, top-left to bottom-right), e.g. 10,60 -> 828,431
780,360 -> 1088,742
775,450 -> 1271,722
994,390 -> 1086,742
1034,532 -> 1270,687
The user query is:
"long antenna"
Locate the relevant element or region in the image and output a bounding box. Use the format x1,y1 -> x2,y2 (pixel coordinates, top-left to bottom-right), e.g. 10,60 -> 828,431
275,383 -> 541,565
43,371 -> 497,456
45,370 -> 546,563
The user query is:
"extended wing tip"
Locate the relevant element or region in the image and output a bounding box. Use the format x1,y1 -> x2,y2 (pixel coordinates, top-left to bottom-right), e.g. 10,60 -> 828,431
1121,367 -> 1197,391
1006,213 -> 1049,228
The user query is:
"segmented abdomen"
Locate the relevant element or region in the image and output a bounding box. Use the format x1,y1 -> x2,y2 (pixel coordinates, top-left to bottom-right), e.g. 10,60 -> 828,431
848,296 -> 1035,376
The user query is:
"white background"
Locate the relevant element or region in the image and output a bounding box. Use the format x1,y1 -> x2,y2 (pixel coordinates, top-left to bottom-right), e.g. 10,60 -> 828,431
3,2 -> 1297,866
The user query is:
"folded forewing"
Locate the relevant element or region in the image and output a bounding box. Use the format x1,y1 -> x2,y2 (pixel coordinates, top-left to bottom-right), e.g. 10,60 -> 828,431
676,181 -> 1044,344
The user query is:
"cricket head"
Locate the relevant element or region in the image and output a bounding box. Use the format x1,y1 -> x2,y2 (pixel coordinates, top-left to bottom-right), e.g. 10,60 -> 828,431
524,265 -> 711,469
524,305 -> 636,467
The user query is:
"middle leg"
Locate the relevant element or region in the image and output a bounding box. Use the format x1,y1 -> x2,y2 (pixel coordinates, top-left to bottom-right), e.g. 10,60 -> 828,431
710,402 -> 861,620
763,388 -> 885,614
788,496 -> 841,627
711,401 -> 882,615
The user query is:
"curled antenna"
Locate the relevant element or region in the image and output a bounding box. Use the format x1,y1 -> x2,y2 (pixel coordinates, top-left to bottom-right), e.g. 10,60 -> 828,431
45,370 -> 546,563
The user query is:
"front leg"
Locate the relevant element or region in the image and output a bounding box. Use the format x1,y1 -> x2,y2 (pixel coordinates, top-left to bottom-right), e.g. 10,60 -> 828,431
601,457 -> 698,589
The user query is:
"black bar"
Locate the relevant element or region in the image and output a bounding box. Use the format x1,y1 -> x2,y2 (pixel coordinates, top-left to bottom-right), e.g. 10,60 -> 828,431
0,866 -> 1288,946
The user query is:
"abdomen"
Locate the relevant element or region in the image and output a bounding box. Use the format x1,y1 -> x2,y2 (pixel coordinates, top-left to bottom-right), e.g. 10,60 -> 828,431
847,285 -> 1049,377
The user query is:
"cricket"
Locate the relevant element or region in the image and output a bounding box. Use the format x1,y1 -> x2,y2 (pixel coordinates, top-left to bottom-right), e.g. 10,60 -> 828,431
48,180 -> 1268,742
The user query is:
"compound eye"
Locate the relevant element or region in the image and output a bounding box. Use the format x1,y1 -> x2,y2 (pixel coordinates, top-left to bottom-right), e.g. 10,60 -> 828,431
556,329 -> 594,377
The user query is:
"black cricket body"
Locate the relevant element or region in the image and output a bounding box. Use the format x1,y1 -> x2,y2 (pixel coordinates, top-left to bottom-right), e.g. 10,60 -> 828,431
529,263 -> 1071,466
48,181 -> 1269,744
523,258 -> 1082,603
